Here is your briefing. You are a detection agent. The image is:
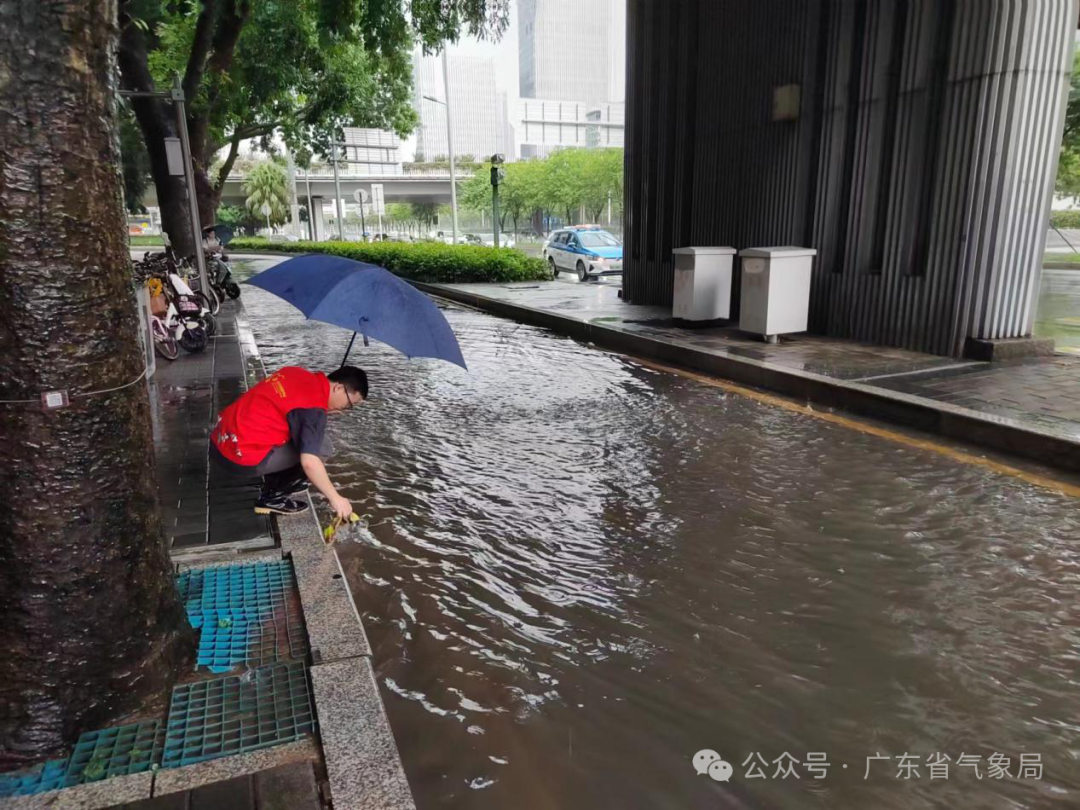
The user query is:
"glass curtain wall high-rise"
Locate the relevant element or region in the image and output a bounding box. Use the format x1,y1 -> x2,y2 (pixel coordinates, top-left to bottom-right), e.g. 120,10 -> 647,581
413,50 -> 499,162
519,0 -> 618,102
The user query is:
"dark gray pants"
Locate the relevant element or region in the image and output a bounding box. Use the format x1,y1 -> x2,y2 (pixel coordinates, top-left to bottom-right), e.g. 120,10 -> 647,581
211,434 -> 335,496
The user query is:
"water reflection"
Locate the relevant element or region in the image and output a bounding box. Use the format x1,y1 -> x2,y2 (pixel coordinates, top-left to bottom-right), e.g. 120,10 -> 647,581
241,271 -> 1080,809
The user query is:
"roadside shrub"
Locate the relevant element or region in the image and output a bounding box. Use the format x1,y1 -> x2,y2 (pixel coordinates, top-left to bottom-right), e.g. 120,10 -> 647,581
1050,210 -> 1080,229
229,237 -> 550,284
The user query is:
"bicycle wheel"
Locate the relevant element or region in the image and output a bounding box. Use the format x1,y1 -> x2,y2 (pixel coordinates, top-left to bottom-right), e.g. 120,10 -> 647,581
156,337 -> 179,360
151,318 -> 179,360
206,283 -> 222,315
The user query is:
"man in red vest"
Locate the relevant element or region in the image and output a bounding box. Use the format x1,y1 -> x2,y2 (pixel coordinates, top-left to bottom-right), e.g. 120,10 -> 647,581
211,365 -> 367,516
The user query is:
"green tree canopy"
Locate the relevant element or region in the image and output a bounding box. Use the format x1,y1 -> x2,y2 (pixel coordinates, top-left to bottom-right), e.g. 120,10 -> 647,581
459,150 -> 623,232
1058,53 -> 1080,200
119,0 -> 509,251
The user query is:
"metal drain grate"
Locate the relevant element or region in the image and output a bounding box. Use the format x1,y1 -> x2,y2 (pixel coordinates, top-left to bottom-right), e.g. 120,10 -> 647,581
178,560 -> 292,620
0,760 -> 68,798
195,602 -> 307,672
64,720 -> 164,785
0,721 -> 163,797
162,661 -> 316,768
178,560 -> 307,672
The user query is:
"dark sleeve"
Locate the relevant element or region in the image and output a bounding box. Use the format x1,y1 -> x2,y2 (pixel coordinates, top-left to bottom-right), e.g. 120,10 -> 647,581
285,408 -> 327,456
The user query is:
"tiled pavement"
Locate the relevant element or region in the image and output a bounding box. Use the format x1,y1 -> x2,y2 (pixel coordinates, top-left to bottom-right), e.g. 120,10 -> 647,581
873,356 -> 1080,438
150,299 -> 273,554
121,761 -> 322,810
430,279 -> 1080,445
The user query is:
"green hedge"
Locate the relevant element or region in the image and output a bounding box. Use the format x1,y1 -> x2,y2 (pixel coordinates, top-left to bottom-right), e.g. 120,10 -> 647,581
1050,210 -> 1080,229
229,237 -> 550,284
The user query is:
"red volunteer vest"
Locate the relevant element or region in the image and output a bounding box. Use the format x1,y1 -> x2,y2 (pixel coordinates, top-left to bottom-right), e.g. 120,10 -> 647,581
212,367 -> 330,466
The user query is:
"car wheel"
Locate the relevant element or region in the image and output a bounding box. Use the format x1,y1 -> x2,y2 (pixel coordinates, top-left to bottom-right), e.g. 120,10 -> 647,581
549,257 -> 559,278
577,261 -> 588,282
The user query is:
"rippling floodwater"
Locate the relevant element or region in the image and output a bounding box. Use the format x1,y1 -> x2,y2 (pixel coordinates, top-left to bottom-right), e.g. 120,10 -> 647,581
239,262 -> 1080,809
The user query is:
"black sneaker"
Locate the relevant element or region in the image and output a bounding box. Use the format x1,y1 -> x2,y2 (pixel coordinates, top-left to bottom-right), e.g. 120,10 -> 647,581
282,479 -> 310,496
254,494 -> 309,515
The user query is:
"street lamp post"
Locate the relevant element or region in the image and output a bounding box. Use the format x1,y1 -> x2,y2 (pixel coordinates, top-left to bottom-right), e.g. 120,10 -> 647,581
331,139 -> 344,240
423,48 -> 458,244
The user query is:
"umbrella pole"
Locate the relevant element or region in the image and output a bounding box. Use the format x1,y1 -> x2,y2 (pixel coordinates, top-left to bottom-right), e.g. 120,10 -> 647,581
341,332 -> 358,367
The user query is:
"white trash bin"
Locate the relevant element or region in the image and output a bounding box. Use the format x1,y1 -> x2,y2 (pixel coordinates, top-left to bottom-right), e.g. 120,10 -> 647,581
737,247 -> 817,343
672,247 -> 736,321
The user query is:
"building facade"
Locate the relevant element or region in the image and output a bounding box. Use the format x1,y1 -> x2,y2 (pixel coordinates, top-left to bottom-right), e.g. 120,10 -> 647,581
624,0 -> 1076,357
518,0 -> 620,102
413,50 -> 498,161
518,99 -> 624,159
495,91 -> 516,159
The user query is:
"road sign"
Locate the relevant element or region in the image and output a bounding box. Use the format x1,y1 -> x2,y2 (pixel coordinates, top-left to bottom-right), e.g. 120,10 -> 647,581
353,188 -> 369,204
371,183 -> 385,215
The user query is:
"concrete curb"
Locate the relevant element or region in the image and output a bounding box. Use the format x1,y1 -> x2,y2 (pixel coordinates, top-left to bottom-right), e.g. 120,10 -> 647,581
413,281 -> 1080,474
277,507 -> 416,810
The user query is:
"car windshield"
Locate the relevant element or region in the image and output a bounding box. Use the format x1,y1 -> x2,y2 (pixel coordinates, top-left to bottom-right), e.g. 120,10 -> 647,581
578,231 -> 621,247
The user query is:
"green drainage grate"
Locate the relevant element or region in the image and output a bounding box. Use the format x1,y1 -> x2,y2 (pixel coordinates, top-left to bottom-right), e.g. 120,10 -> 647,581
0,759 -> 68,797
162,661 -> 316,768
64,720 -> 164,785
178,560 -> 307,673
195,606 -> 307,672
0,721 -> 163,797
178,560 -> 293,622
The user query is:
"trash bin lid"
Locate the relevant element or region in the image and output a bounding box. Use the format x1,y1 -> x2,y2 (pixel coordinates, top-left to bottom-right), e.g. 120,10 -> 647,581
672,246 -> 737,255
739,246 -> 818,258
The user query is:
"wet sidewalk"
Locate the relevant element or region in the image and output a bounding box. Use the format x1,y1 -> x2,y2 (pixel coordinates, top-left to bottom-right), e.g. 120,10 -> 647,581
149,300 -> 272,557
416,279 -> 1080,472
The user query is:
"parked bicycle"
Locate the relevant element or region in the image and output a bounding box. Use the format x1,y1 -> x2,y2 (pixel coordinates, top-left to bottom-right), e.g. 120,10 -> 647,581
134,251 -> 213,356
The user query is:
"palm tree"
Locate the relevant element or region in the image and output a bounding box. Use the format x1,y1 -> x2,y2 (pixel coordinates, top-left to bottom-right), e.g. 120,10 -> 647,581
243,161 -> 290,232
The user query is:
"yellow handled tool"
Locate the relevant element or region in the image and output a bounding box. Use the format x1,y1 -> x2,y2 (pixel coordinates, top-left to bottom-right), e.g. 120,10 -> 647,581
323,513 -> 361,545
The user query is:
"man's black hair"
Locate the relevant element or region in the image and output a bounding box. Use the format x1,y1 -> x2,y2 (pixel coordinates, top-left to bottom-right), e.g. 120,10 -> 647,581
328,366 -> 368,400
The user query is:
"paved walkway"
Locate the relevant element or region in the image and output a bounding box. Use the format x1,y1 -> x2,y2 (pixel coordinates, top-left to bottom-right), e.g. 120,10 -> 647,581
150,299 -> 272,556
123,761 -> 321,810
417,279 -> 1080,470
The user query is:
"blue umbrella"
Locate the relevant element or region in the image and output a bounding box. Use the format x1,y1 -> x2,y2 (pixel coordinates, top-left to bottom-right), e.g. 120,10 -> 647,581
246,254 -> 466,369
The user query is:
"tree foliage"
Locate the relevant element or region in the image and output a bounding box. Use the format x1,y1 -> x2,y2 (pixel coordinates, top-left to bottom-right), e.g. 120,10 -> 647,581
1056,52 -> 1080,199
459,149 -> 624,233
243,161 -> 289,226
118,0 -> 510,251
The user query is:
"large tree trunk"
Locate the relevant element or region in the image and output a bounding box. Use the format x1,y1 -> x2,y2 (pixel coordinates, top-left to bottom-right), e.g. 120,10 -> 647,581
0,0 -> 194,767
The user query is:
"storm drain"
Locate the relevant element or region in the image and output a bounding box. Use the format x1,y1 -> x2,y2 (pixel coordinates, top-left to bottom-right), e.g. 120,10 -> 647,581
1,563 -> 316,796
0,721 -> 163,798
0,760 -> 68,797
161,661 -> 316,768
178,560 -> 308,672
65,720 -> 164,784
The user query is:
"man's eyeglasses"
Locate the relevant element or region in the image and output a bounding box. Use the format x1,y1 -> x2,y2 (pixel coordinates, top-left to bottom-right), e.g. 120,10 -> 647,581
346,390 -> 364,409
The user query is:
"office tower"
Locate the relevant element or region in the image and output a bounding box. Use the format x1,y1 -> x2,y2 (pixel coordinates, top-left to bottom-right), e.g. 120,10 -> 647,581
518,0 -> 621,102
413,50 -> 498,161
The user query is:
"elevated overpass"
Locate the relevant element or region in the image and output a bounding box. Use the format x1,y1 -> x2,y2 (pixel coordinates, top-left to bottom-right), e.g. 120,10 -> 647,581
218,170 -> 466,208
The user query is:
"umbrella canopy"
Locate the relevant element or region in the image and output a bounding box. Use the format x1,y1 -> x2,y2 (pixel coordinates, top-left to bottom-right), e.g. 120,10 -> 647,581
247,254 -> 466,369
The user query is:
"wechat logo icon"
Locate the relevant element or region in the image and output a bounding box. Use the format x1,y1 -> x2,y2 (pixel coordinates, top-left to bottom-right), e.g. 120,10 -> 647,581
693,749 -> 733,782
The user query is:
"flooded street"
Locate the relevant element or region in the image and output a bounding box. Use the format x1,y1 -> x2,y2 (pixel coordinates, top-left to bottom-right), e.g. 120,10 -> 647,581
238,260 -> 1080,809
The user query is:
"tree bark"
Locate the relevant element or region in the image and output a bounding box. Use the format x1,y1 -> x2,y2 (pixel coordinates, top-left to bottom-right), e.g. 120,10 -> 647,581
0,0 -> 194,767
